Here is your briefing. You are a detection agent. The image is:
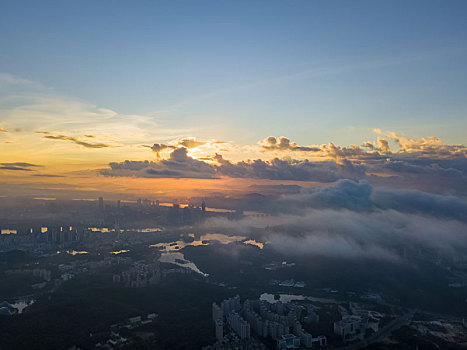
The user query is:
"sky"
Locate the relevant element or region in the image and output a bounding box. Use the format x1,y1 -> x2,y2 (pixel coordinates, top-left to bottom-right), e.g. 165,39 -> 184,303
1,0 -> 467,200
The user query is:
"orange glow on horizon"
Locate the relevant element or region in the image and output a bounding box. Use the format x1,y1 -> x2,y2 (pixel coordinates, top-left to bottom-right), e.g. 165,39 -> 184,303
0,169 -> 326,201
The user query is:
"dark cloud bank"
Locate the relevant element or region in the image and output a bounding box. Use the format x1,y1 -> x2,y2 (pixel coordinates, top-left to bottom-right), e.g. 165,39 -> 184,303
102,145 -> 367,182
102,142 -> 467,195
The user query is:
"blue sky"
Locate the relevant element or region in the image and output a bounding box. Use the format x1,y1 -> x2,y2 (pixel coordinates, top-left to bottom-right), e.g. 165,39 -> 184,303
1,0 -> 467,146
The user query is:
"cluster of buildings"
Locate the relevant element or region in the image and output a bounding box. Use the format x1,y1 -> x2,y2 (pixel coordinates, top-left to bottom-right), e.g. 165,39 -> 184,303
270,279 -> 306,288
0,225 -> 91,252
112,261 -> 161,288
203,332 -> 267,350
100,196 -> 208,225
226,311 -> 251,340
167,201 -> 206,225
111,258 -> 196,288
333,303 -> 381,342
6,255 -> 138,295
136,198 -> 159,210
118,313 -> 158,329
263,261 -> 296,270
0,197 -> 213,253
32,268 -> 52,289
212,295 -> 327,349
32,268 -> 52,281
57,255 -> 132,275
94,313 -> 158,348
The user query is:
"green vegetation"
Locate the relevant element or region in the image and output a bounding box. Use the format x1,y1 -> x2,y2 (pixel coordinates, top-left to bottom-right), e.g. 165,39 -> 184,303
0,271 -> 237,349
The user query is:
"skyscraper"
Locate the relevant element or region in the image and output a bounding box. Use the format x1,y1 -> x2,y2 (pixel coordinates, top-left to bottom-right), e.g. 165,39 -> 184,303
201,201 -> 206,214
215,319 -> 224,342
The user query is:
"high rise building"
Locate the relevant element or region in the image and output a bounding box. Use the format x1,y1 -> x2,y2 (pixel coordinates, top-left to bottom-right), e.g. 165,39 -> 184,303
212,302 -> 223,322
98,197 -> 104,210
215,319 -> 224,342
201,200 -> 206,214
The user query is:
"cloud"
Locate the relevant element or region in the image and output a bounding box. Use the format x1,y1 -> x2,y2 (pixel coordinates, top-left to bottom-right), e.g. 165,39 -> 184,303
32,174 -> 65,178
102,142 -> 467,196
372,187 -> 467,221
369,159 -> 467,195
150,143 -> 177,158
386,132 -> 467,159
150,138 -> 209,159
0,162 -> 41,167
271,210 -> 467,261
321,142 -> 379,162
198,180 -> 467,262
200,208 -> 467,262
0,73 -> 189,153
0,128 -> 7,132
259,136 -> 320,153
373,128 -> 383,134
260,133 -> 467,161
40,133 -> 115,149
102,132 -> 467,196
0,166 -> 34,171
377,137 -> 391,153
258,133 -> 467,194
276,179 -> 373,212
364,137 -> 391,153
102,148 -> 367,182
0,72 -> 46,92
259,136 -> 386,163
271,179 -> 467,220
362,141 -> 375,150
102,147 -> 217,179
258,136 -> 382,162
216,155 -> 367,182
0,162 -> 42,172
177,138 -> 206,149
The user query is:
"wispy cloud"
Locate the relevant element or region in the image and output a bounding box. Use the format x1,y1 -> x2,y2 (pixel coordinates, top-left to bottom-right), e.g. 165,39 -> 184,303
162,47 -> 467,113
0,162 -> 42,171
0,72 -> 47,91
0,162 -> 42,167
32,174 -> 65,178
0,73 -> 193,149
0,166 -> 33,171
39,133 -> 116,149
